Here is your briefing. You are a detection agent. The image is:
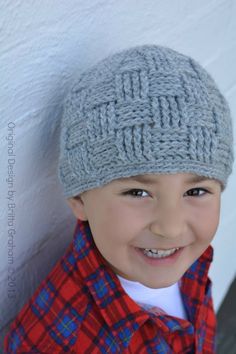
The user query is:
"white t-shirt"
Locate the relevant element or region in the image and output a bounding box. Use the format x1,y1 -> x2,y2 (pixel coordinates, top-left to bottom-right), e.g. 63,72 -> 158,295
117,275 -> 187,320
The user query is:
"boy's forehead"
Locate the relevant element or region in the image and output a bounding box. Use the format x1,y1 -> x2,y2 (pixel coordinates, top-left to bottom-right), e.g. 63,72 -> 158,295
114,174 -> 217,185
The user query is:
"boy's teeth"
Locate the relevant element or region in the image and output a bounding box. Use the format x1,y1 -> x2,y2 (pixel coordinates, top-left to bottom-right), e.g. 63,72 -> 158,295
143,247 -> 179,258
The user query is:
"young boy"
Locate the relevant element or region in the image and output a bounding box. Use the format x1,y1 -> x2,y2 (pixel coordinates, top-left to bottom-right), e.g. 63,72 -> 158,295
4,44 -> 234,353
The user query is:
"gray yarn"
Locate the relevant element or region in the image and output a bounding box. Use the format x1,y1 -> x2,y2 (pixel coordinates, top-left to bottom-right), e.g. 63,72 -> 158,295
58,44 -> 234,197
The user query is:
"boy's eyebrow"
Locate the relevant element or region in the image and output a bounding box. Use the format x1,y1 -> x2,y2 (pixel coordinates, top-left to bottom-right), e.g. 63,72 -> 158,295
184,175 -> 215,184
116,175 -> 214,185
116,175 -> 160,184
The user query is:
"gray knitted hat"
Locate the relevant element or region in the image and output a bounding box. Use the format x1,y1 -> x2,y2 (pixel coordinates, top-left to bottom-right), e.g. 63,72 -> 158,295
58,44 -> 234,197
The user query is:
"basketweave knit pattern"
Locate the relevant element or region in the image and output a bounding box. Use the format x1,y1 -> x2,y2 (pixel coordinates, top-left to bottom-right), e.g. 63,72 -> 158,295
58,44 -> 234,197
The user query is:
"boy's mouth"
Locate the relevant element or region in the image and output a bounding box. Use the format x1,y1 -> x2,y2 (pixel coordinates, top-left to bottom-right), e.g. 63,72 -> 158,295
134,246 -> 184,265
140,247 -> 180,259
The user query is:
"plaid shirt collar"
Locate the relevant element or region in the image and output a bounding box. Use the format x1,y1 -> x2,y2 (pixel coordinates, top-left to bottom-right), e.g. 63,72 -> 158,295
73,219 -> 213,347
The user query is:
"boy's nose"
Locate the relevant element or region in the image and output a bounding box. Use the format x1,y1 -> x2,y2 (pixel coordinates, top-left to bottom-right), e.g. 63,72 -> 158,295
150,204 -> 186,240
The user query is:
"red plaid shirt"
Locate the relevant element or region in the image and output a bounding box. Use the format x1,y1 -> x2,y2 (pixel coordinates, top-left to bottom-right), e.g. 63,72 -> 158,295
4,220 -> 216,353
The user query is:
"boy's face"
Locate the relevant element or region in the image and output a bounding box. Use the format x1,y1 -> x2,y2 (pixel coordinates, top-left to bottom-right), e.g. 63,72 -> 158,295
67,173 -> 221,289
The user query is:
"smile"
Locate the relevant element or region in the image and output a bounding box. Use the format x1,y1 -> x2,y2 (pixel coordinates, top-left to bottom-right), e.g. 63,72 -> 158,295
134,246 -> 184,265
141,247 -> 180,259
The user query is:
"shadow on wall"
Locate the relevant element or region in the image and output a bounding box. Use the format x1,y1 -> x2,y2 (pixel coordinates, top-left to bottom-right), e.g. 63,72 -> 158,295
216,277 -> 236,354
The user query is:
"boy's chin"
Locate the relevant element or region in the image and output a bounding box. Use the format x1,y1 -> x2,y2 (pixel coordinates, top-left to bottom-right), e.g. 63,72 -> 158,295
114,265 -> 184,289
139,277 -> 181,289
115,268 -> 183,289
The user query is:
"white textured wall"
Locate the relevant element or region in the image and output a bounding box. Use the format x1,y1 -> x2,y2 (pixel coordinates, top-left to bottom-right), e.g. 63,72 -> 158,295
1,0 -> 236,348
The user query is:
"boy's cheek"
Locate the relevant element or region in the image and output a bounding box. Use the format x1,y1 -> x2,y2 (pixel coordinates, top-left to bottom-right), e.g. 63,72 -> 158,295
198,216 -> 220,244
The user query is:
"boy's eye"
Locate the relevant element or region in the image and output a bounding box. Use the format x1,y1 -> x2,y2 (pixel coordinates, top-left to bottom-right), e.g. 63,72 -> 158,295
122,187 -> 210,198
184,188 -> 209,197
123,189 -> 149,198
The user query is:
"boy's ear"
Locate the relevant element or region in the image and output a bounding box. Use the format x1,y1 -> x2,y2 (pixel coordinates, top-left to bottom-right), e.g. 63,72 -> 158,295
66,196 -> 88,221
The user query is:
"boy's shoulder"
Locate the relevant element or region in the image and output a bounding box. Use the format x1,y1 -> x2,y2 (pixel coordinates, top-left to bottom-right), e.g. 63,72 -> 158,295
4,241 -> 90,353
